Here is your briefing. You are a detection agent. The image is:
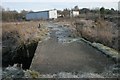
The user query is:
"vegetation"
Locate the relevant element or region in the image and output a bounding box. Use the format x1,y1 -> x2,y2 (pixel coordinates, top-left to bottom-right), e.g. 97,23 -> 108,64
100,7 -> 105,19
2,5 -> 119,22
75,19 -> 119,51
2,21 -> 48,45
1,5 -> 119,79
2,21 -> 49,68
56,6 -> 119,52
2,7 -> 29,22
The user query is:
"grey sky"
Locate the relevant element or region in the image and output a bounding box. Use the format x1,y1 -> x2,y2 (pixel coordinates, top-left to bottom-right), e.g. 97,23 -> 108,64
2,0 -> 119,12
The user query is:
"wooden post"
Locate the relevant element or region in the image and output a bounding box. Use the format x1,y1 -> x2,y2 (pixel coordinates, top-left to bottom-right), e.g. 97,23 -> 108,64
38,23 -> 41,28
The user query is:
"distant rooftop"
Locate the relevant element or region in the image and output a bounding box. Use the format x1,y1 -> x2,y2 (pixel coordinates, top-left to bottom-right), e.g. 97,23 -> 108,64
28,9 -> 57,13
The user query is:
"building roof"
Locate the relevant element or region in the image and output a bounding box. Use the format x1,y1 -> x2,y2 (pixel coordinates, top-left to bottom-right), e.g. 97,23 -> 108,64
28,9 -> 57,14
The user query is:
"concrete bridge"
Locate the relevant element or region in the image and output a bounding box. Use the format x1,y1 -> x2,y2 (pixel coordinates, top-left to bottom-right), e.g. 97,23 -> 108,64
30,22 -> 116,77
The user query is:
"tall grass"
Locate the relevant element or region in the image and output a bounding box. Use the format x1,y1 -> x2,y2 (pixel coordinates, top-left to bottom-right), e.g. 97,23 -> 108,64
2,21 -> 48,46
76,19 -> 119,51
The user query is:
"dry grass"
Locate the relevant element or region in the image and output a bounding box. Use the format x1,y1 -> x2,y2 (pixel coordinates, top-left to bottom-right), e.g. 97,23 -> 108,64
55,18 -> 119,51
76,19 -> 119,51
2,21 -> 48,46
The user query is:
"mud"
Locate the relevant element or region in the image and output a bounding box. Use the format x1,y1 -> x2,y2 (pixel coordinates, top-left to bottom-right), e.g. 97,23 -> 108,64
2,42 -> 38,69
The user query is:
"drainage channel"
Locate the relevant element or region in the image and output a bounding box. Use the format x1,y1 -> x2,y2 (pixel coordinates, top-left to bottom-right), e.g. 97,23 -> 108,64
2,42 -> 38,70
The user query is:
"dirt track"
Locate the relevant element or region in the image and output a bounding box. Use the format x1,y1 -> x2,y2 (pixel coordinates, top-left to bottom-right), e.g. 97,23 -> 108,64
30,22 -> 115,75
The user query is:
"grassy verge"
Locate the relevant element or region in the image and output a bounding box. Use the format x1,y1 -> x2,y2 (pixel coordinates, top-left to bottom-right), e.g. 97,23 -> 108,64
2,21 -> 49,68
75,19 -> 119,52
2,21 -> 48,46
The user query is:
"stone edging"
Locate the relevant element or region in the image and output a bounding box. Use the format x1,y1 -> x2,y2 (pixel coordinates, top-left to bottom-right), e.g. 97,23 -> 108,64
80,38 -> 120,63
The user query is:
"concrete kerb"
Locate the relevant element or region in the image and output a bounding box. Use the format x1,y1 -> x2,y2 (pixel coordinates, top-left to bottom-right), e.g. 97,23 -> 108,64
80,38 -> 120,63
29,33 -> 50,69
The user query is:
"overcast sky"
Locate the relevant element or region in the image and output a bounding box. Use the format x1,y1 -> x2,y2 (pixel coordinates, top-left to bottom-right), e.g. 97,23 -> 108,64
1,0 -> 120,12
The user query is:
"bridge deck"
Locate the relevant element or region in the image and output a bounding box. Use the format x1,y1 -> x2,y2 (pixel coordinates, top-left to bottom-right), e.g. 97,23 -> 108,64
30,22 -> 114,74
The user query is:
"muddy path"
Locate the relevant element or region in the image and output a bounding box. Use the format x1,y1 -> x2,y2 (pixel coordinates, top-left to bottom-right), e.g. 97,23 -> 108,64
30,22 -> 117,77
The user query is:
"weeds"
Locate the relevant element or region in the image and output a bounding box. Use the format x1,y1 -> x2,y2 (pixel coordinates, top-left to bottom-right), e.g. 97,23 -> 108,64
2,21 -> 48,46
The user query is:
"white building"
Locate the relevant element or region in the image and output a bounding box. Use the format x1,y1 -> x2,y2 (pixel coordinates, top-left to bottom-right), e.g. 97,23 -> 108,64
70,11 -> 79,17
26,9 -> 57,20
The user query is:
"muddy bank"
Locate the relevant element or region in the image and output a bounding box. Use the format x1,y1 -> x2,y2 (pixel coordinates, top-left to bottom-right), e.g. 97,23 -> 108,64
2,21 -> 48,69
2,42 -> 38,69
